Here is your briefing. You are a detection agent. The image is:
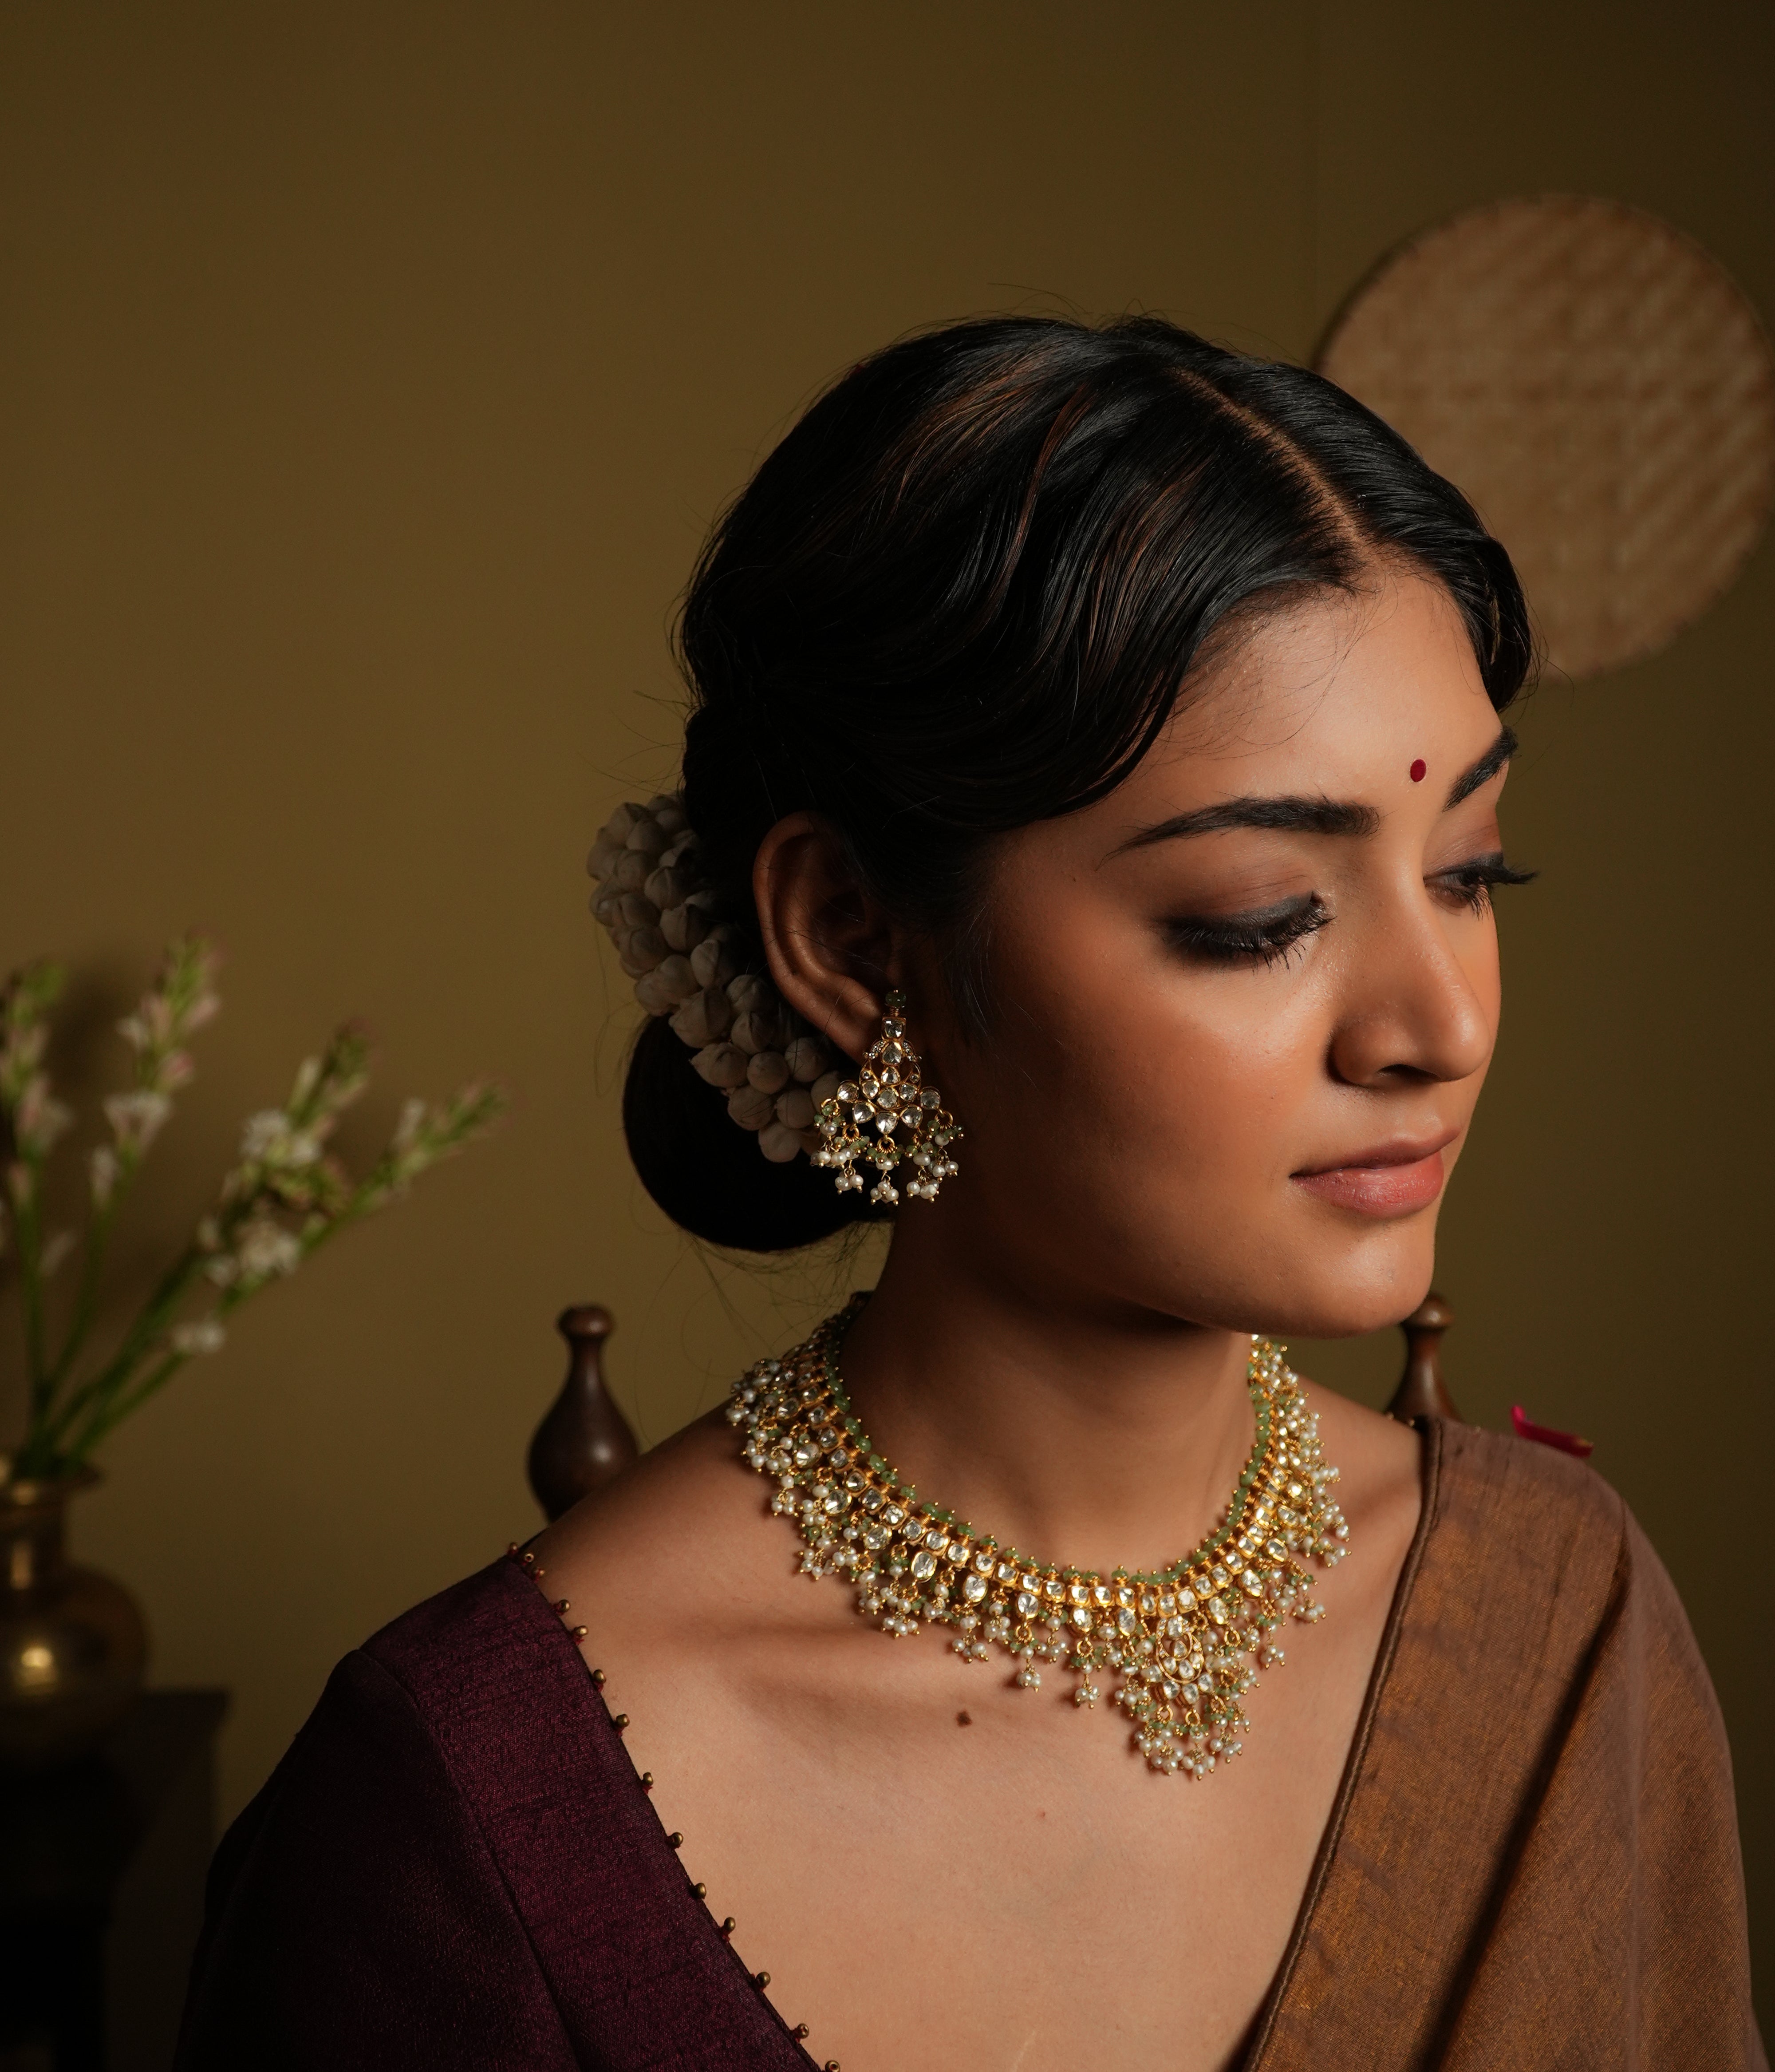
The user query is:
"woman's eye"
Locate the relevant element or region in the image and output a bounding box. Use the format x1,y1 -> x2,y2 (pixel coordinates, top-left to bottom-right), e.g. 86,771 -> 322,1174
1166,893 -> 1329,969
1431,851 -> 1538,913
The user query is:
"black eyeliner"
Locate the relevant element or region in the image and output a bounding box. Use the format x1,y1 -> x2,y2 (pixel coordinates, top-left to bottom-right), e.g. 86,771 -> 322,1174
1165,892 -> 1329,968
1434,850 -> 1537,905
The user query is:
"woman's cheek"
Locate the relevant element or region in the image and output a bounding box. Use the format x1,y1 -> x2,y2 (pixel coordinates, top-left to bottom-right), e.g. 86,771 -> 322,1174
1082,1020 -> 1282,1207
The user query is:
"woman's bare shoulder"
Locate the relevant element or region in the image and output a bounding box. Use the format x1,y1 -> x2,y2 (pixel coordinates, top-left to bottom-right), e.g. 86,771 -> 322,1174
525,1406 -> 821,1657
531,1408 -> 743,1566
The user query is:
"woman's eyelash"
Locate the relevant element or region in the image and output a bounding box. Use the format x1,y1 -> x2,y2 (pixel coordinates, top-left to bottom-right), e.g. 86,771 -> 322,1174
1434,852 -> 1538,913
1168,857 -> 1534,967
1167,894 -> 1329,969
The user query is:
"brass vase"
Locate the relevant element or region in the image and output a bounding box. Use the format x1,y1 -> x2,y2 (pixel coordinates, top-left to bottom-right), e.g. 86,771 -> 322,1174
0,1469 -> 147,1768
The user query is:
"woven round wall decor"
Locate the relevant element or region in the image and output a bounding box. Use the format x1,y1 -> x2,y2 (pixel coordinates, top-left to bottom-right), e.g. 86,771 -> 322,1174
1317,195 -> 1775,679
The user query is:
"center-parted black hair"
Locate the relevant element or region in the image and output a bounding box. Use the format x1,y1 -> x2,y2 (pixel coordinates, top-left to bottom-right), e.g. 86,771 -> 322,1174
624,314 -> 1532,1252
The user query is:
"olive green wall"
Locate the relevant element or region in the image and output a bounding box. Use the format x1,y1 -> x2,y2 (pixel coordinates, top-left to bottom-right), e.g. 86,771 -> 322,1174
2,0 -> 1767,2006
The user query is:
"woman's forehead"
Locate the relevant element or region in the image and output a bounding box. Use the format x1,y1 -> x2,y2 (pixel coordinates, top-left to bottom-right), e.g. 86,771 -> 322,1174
1131,578 -> 1493,799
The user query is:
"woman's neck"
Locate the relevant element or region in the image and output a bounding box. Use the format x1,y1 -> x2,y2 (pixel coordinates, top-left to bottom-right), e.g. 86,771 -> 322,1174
835,1214 -> 1256,1579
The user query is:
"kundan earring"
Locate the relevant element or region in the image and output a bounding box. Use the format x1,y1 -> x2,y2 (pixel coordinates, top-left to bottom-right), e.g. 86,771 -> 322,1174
811,991 -> 962,1206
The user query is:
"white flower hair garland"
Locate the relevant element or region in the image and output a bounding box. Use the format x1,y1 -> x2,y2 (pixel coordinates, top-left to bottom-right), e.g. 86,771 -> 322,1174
587,795 -> 842,1163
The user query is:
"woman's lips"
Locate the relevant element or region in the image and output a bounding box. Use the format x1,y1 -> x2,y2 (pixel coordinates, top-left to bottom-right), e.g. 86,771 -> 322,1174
1291,1137 -> 1454,1217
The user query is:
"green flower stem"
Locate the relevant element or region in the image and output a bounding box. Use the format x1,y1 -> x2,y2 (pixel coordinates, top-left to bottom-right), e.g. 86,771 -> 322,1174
58,1344 -> 189,1464
50,1185 -> 379,1468
16,1163 -> 51,1416
44,1178 -> 130,1399
41,1177 -> 372,1471
21,1243 -> 209,1475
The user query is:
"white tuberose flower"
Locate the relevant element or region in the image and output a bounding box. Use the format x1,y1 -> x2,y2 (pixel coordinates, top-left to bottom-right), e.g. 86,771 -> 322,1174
90,1145 -> 119,1209
104,1089 -> 172,1154
205,1215 -> 303,1289
234,1217 -> 303,1281
239,1109 -> 322,1169
172,1317 -> 227,1356
15,1078 -> 74,1158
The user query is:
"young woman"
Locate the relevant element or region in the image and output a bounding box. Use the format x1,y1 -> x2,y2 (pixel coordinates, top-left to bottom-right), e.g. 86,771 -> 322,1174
177,317 -> 1762,2071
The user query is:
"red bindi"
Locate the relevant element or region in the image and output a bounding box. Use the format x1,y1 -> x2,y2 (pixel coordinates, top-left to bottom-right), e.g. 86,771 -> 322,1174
1409,758 -> 1427,783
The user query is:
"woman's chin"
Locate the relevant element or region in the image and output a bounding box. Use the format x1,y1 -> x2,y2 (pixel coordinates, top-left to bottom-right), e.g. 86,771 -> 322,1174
1235,1227 -> 1440,1342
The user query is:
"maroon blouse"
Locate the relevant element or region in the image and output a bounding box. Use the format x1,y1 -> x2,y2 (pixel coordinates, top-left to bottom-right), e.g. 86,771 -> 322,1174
174,1557 -> 816,2070
174,1422 -> 1764,2071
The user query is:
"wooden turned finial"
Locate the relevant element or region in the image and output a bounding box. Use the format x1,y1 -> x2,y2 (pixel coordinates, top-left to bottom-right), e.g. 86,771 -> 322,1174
526,1305 -> 639,1521
1386,1290 -> 1460,1425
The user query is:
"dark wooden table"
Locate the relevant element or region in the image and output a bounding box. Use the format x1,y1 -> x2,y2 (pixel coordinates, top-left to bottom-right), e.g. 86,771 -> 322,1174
0,1690 -> 227,2072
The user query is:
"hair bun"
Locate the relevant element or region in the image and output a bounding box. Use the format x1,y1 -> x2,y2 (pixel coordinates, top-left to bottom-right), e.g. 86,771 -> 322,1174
623,1015 -> 887,1250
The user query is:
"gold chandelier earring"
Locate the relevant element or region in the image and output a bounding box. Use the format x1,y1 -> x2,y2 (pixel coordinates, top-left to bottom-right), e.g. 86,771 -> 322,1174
811,991 -> 961,1206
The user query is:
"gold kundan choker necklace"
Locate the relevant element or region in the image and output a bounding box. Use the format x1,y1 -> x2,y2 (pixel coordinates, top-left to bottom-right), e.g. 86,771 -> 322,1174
729,1296 -> 1349,1777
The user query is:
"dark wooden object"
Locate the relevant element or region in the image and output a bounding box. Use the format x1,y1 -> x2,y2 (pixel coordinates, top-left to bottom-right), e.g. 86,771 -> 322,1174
0,1687 -> 226,2072
527,1305 -> 639,1522
1386,1290 -> 1460,1424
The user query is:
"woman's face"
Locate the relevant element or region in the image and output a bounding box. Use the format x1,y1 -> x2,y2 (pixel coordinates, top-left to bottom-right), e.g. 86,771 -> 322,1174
922,571 -> 1518,1339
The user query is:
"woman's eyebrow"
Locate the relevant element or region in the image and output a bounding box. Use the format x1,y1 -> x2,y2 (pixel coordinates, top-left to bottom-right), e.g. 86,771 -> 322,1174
1444,724 -> 1519,807
1114,724 -> 1521,855
1114,796 -> 1380,851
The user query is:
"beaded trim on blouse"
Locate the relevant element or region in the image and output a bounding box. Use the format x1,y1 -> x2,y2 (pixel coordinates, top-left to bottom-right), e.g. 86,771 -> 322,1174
507,1542 -> 838,2069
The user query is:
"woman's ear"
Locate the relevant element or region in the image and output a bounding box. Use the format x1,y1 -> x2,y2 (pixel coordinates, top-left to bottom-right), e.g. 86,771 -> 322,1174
753,812 -> 900,1061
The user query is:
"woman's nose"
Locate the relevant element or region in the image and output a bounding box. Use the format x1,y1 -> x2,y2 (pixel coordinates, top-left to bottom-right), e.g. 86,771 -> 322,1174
1325,904 -> 1496,1090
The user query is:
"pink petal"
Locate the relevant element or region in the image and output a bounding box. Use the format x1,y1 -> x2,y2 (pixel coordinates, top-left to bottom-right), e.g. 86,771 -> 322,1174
1511,1404 -> 1594,1459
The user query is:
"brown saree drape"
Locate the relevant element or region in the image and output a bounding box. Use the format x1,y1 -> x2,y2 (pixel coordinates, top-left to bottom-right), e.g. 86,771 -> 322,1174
177,1419 -> 1764,2070
1248,1418 -> 1763,2070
